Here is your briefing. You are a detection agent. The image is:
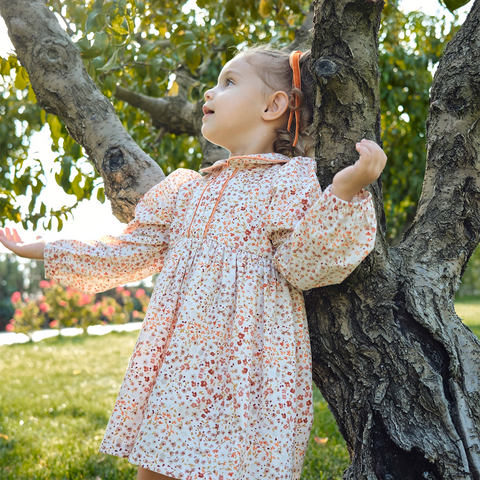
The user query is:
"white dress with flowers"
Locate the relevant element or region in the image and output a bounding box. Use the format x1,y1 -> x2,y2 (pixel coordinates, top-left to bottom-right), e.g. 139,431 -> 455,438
44,153 -> 377,480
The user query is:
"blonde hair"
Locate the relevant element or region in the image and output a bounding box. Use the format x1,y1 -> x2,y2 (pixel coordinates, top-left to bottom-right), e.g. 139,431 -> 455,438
234,45 -> 315,158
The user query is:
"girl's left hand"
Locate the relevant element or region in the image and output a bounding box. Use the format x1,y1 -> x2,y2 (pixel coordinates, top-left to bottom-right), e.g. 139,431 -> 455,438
330,139 -> 387,202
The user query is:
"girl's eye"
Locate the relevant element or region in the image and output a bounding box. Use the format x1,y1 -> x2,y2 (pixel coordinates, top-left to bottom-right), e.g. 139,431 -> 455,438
225,78 -> 234,86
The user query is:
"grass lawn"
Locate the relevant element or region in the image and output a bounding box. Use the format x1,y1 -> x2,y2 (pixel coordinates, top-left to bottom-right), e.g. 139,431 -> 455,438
1,301 -> 479,480
454,295 -> 480,339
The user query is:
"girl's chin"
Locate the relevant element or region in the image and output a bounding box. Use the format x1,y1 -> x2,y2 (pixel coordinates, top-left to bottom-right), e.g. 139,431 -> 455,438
201,128 -> 227,149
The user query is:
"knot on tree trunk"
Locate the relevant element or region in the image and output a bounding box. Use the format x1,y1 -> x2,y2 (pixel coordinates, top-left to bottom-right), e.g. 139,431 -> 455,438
313,58 -> 340,82
105,146 -> 127,173
35,38 -> 73,73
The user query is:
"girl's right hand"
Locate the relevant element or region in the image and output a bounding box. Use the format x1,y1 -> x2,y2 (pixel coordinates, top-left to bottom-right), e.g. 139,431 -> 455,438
0,227 -> 46,260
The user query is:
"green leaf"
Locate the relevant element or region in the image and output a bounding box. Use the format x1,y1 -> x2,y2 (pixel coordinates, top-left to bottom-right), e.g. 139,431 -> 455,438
442,0 -> 471,12
172,30 -> 196,47
14,67 -> 29,90
71,172 -> 84,200
76,36 -> 91,53
97,187 -> 106,204
94,0 -> 105,11
28,196 -> 36,214
27,84 -> 37,103
55,156 -> 73,192
110,16 -> 129,35
225,0 -> 237,16
259,0 -> 274,18
85,11 -> 102,32
81,32 -> 110,59
98,51 -> 119,73
0,58 -> 11,76
185,45 -> 202,73
48,116 -> 63,148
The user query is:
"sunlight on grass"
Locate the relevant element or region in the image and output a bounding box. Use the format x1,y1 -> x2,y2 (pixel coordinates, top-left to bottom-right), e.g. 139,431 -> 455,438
0,333 -> 139,480
0,301 -> 479,480
454,296 -> 480,338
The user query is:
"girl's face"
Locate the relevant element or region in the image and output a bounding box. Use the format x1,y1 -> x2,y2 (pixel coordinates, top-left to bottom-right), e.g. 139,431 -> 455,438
201,55 -> 276,156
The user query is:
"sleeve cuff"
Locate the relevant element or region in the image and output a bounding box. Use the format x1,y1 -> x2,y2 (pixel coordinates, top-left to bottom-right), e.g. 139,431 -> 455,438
323,184 -> 372,206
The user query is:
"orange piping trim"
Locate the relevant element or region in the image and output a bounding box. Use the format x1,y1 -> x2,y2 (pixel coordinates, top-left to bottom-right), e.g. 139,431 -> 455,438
203,168 -> 240,239
186,173 -> 220,237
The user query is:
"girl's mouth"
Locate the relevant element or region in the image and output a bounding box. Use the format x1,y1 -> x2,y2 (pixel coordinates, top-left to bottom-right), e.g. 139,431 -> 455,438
202,106 -> 215,119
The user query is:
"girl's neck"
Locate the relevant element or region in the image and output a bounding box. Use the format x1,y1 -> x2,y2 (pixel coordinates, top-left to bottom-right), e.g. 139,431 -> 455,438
228,140 -> 276,158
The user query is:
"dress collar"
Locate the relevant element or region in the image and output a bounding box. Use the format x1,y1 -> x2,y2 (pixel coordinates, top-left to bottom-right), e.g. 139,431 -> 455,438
199,152 -> 291,174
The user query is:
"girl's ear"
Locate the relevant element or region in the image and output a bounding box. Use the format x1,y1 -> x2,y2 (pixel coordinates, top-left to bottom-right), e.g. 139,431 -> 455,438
262,91 -> 289,122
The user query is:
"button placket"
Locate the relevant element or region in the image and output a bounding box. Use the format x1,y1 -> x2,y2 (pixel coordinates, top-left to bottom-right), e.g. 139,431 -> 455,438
185,172 -> 222,237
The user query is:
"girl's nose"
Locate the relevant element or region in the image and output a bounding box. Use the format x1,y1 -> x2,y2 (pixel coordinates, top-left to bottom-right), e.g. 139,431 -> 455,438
204,88 -> 214,101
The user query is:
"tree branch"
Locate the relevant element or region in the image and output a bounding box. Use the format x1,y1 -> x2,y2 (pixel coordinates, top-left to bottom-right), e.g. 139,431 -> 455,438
0,0 -> 165,223
115,86 -> 229,167
399,0 -> 480,288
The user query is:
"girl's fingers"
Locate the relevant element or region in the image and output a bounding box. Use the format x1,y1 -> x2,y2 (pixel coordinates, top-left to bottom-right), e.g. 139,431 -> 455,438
356,143 -> 372,163
13,229 -> 22,244
0,227 -> 23,248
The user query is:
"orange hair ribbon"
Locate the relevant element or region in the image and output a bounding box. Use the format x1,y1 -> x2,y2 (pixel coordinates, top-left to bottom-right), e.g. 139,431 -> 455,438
287,50 -> 302,147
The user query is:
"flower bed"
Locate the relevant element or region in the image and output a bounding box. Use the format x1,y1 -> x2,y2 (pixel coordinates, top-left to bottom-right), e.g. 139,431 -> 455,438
5,281 -> 151,339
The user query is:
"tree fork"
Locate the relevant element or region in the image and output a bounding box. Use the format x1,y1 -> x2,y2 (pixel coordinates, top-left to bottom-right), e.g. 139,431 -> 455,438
309,0 -> 480,478
0,0 -> 164,223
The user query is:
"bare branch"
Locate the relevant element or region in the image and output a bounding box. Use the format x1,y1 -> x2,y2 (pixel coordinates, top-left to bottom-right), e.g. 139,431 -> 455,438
115,85 -> 197,136
0,0 -> 164,223
115,85 -> 169,115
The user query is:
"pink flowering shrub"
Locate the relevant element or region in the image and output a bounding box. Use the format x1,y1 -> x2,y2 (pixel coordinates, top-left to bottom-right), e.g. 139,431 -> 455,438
132,288 -> 151,321
8,292 -> 46,338
5,281 -> 151,334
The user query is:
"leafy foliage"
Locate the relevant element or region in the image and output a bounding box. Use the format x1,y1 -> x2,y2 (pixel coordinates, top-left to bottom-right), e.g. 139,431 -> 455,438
379,3 -> 461,243
0,0 -> 470,245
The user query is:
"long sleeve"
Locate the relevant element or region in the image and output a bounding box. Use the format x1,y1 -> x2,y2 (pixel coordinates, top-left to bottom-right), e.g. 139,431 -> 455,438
44,168 -> 200,294
266,157 -> 377,291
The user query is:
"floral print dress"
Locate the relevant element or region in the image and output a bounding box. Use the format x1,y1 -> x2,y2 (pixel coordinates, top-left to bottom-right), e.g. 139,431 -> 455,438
44,152 -> 377,480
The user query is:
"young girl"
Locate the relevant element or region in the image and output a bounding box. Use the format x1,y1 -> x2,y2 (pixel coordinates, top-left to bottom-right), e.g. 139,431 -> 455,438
0,47 -> 386,480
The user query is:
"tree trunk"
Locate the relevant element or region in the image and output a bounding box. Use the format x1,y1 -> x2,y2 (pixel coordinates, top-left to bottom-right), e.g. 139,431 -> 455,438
308,0 -> 480,478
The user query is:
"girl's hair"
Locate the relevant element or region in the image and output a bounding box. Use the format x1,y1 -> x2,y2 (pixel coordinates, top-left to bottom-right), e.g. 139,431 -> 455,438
234,45 -> 315,158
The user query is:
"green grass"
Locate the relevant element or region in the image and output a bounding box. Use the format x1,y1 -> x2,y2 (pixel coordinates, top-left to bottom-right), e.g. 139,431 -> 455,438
455,296 -> 480,338
1,302 -> 479,480
0,333 -> 138,479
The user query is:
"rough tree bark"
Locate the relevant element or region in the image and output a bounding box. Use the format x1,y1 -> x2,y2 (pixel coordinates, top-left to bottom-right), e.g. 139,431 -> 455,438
1,0 -> 480,478
307,0 -> 480,478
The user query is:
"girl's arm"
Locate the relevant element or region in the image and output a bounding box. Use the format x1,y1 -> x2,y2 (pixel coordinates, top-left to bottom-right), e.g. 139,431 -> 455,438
1,168 -> 201,294
267,141 -> 386,291
0,228 -> 46,260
